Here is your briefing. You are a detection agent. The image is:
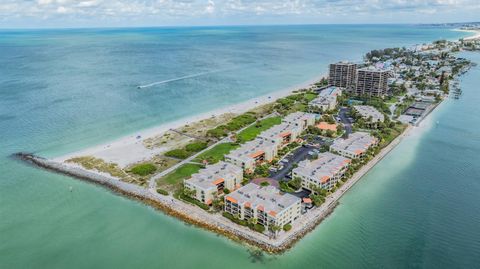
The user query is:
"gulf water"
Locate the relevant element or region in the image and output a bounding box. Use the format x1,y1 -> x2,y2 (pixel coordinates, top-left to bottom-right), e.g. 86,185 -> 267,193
1,25 -> 479,268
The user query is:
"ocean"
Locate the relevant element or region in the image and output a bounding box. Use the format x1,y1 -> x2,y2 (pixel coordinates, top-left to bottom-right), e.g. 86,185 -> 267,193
1,25 -> 479,268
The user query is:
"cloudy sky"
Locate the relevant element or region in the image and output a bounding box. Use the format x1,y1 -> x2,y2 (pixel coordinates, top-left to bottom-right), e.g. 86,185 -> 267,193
1,0 -> 479,28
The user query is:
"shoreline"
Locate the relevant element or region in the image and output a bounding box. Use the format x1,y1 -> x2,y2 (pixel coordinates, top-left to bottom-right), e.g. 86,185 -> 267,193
15,121 -> 414,253
53,73 -> 326,166
453,28 -> 480,41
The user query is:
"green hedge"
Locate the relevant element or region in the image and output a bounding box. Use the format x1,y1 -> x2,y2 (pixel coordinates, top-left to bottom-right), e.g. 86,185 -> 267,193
180,193 -> 209,210
164,149 -> 192,159
156,188 -> 169,195
283,224 -> 292,231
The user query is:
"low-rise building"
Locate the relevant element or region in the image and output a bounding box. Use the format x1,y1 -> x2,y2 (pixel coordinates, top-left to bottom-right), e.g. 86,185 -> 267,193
309,86 -> 342,111
292,152 -> 351,191
184,161 -> 243,205
225,138 -> 277,172
330,132 -> 378,159
281,112 -> 316,130
257,123 -> 302,149
353,105 -> 385,127
224,183 -> 301,230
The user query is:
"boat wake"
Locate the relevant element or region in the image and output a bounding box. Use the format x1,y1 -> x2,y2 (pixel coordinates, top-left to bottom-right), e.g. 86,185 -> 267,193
137,68 -> 232,89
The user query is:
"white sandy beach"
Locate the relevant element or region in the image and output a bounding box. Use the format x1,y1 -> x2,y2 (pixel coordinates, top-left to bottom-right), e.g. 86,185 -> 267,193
454,29 -> 480,41
55,74 -> 326,167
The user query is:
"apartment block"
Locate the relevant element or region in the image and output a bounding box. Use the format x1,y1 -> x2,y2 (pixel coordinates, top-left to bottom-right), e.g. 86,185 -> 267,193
309,86 -> 342,111
355,67 -> 390,97
353,105 -> 385,128
224,138 -> 277,172
224,183 -> 301,229
257,123 -> 302,149
329,62 -> 357,89
281,112 -> 316,130
292,152 -> 351,191
330,131 -> 378,159
184,161 -> 243,205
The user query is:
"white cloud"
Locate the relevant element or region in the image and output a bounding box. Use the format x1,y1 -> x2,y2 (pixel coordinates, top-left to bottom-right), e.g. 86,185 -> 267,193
0,0 -> 479,27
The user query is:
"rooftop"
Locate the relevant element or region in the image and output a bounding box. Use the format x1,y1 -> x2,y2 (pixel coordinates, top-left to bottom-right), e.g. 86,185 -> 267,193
187,161 -> 242,190
226,138 -> 276,163
282,112 -> 316,125
295,152 -> 351,184
353,105 -> 385,122
331,132 -> 377,155
226,183 -> 300,216
258,122 -> 301,141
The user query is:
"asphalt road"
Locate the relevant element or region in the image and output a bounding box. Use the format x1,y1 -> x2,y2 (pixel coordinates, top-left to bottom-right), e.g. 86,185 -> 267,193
338,107 -> 353,137
269,145 -> 316,181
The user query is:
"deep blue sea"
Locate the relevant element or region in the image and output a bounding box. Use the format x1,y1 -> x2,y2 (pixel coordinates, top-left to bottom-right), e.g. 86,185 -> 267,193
1,25 -> 479,268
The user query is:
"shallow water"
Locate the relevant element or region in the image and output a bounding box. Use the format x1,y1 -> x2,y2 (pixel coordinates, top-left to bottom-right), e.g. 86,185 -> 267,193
1,25 -> 479,268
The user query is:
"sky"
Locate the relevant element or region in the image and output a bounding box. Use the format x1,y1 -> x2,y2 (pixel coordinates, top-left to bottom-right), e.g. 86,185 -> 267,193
0,0 -> 479,28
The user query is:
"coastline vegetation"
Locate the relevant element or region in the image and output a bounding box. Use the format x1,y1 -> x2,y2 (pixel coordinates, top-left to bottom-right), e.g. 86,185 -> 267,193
157,163 -> 203,191
130,163 -> 157,176
194,142 -> 239,164
236,116 -> 281,143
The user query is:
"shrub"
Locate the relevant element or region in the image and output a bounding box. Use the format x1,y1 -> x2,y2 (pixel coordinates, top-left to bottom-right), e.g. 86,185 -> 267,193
283,224 -> 292,231
156,188 -> 169,195
253,224 -> 266,233
180,192 -> 209,210
185,141 -> 208,152
164,149 -> 191,159
130,163 -> 157,176
260,181 -> 270,187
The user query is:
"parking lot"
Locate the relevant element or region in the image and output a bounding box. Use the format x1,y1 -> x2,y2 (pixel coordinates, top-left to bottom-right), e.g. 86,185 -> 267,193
268,144 -> 317,181
337,107 -> 354,137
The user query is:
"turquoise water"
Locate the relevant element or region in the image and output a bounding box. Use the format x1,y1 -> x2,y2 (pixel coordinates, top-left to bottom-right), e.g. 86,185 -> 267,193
1,25 -> 479,268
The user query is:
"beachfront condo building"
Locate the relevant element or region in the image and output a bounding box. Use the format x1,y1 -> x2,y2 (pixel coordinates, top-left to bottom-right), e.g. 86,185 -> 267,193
184,161 -> 243,205
292,152 -> 351,191
224,138 -> 277,172
329,62 -> 357,89
281,112 -> 316,130
224,183 -> 301,230
353,105 -> 385,128
330,131 -> 378,159
309,86 -> 342,111
257,123 -> 302,149
355,67 -> 390,97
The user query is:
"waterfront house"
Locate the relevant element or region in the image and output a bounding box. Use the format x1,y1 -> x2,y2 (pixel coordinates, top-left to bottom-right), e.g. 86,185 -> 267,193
292,152 -> 351,191
330,132 -> 378,159
224,183 -> 301,230
184,161 -> 243,205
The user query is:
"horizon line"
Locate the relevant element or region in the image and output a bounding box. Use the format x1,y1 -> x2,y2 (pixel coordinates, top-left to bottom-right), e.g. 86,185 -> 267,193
1,21 -> 479,31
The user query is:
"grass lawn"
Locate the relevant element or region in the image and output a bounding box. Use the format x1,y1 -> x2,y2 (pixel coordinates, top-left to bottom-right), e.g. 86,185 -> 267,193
304,93 -> 318,102
158,163 -> 203,190
236,116 -> 281,143
194,142 -> 239,164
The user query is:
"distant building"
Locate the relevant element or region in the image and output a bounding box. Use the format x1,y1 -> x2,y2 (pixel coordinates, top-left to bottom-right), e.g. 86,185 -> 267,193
353,105 -> 385,128
281,112 -> 316,130
309,86 -> 342,111
355,67 -> 390,97
329,62 -> 357,89
257,123 -> 302,149
224,138 -> 277,172
330,131 -> 378,159
293,152 -> 351,191
184,161 -> 243,205
224,183 -> 301,230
